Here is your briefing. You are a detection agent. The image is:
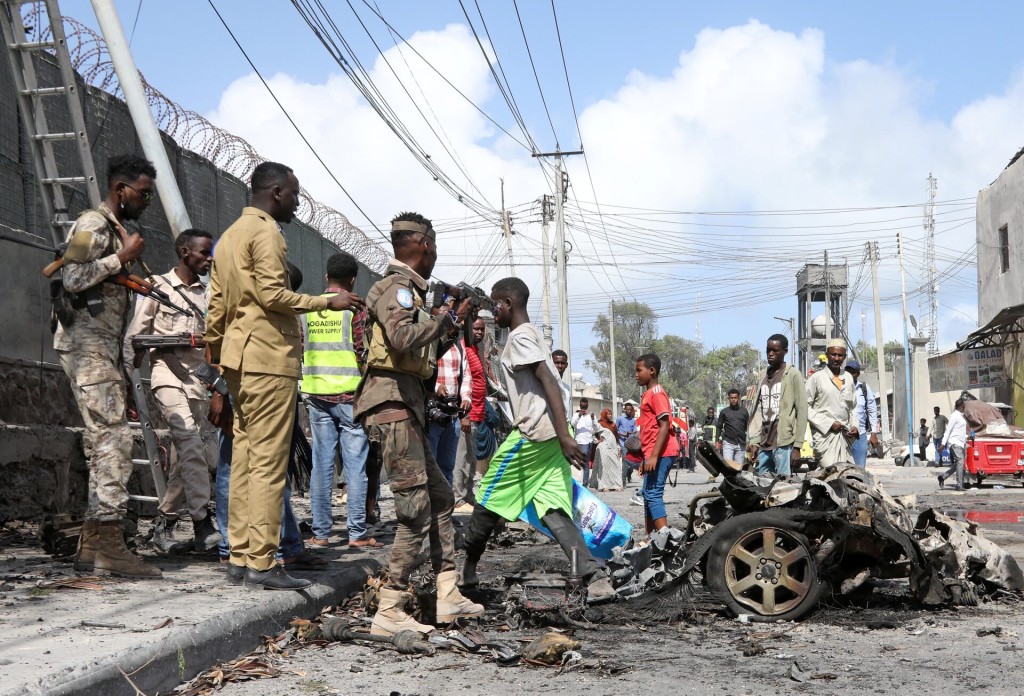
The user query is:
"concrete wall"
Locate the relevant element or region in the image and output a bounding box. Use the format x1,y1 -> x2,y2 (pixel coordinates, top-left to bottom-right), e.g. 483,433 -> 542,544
977,156 -> 1024,326
890,339 -> 962,446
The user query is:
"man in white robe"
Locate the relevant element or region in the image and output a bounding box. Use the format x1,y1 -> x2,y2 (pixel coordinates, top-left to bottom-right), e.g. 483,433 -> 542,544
806,339 -> 858,467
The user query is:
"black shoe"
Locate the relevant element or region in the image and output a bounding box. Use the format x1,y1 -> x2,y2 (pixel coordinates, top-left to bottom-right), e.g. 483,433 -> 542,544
151,514 -> 179,554
937,475 -> 945,489
243,565 -> 312,591
226,563 -> 245,586
192,513 -> 223,553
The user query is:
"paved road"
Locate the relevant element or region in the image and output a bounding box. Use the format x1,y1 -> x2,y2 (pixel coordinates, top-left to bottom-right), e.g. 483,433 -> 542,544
205,459 -> 1024,696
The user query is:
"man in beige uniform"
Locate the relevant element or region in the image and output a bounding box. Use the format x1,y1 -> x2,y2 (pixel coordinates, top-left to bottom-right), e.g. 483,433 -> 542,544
124,228 -> 221,553
205,161 -> 362,591
355,211 -> 482,636
56,154 -> 160,578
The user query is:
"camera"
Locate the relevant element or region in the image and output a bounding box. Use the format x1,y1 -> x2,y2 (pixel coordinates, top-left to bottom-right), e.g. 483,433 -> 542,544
426,394 -> 465,425
426,280 -> 495,313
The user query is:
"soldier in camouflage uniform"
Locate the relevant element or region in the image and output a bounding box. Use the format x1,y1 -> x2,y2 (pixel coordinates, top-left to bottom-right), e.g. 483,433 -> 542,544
56,155 -> 161,579
354,212 -> 483,636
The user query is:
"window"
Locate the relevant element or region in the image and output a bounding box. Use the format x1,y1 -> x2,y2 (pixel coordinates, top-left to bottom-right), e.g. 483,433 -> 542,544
999,224 -> 1010,274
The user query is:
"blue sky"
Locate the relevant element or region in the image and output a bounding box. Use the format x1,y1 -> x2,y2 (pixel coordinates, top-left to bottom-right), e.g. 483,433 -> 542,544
64,1 -> 1024,380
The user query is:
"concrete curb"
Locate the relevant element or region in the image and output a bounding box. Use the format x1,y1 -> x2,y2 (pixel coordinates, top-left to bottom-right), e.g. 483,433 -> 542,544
12,560 -> 379,696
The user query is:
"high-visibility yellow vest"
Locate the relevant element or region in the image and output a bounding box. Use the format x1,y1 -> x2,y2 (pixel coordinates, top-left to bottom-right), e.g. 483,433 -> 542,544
301,296 -> 361,395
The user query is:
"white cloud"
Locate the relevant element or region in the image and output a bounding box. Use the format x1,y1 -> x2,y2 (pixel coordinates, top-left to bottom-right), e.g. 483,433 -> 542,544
206,19 -> 1024,378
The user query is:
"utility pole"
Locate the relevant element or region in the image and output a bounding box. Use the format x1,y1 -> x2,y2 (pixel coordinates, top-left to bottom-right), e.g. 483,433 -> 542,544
924,173 -> 938,353
897,233 -> 914,455
533,149 -> 583,383
540,194 -> 553,348
609,300 -> 617,414
823,250 -> 831,342
500,178 -> 515,276
869,241 -> 891,443
91,0 -> 191,237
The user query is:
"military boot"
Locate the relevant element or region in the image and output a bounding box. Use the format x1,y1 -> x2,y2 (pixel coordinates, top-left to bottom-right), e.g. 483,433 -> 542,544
435,570 -> 484,623
192,512 -> 222,553
370,587 -> 434,637
73,520 -> 100,572
151,514 -> 179,554
94,521 -> 162,579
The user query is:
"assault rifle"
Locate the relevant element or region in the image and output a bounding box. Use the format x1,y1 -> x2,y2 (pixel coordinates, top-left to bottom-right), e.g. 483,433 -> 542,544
130,333 -> 228,396
426,280 -> 494,343
110,272 -> 192,317
130,332 -> 205,350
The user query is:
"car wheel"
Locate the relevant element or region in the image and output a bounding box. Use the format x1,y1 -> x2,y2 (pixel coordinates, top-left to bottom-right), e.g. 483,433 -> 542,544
706,510 -> 825,622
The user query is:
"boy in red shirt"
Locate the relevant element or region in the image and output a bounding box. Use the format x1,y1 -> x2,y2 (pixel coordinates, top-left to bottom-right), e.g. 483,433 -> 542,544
635,353 -> 679,534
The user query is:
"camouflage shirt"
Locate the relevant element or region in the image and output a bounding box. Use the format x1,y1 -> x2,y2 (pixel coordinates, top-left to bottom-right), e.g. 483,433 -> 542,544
353,259 -> 456,428
53,203 -> 131,354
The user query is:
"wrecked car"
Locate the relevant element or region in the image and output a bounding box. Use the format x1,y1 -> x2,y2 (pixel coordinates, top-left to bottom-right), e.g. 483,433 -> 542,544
595,441 -> 1024,623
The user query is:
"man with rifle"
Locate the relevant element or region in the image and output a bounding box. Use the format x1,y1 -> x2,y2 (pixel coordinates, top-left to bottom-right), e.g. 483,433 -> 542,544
124,228 -> 222,555
53,154 -> 162,579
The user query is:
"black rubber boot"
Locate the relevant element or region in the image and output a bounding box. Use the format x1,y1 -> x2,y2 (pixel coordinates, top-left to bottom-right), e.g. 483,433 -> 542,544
460,506 -> 502,588
539,508 -> 599,580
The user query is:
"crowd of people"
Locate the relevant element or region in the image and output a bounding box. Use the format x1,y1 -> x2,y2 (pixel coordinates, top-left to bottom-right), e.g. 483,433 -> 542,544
55,153 -> 895,637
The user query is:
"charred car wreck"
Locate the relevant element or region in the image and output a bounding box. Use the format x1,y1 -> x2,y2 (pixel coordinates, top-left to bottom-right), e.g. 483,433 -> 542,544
504,441 -> 1024,625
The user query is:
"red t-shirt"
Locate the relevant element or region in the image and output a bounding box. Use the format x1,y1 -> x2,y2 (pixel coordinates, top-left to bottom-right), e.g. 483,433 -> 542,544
639,384 -> 680,459
466,342 -> 487,422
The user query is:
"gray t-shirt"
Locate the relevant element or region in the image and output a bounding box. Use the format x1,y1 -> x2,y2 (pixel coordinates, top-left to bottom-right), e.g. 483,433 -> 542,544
501,323 -> 559,442
932,414 -> 948,439
758,365 -> 786,450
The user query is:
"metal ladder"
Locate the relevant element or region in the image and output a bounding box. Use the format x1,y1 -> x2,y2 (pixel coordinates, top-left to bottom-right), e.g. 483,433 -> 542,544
0,0 -> 100,247
3,0 -> 168,508
129,365 -> 167,506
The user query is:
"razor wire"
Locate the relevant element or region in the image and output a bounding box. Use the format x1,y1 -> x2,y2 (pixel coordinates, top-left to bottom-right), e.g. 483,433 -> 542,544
23,3 -> 388,272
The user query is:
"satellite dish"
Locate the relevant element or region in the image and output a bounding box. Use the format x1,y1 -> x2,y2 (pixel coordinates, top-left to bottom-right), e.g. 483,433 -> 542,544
909,315 -> 918,331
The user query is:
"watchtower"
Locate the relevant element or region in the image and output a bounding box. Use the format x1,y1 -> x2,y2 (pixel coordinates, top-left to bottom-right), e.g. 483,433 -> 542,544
796,263 -> 849,373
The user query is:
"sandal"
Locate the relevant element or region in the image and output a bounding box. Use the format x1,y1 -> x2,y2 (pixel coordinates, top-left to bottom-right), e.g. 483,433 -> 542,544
278,550 -> 328,570
348,537 -> 384,548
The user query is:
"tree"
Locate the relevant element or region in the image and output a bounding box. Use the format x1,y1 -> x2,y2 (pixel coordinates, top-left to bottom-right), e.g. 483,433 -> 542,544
586,301 -> 658,404
685,343 -> 761,412
854,339 -> 905,370
855,340 -> 877,369
883,340 -> 904,368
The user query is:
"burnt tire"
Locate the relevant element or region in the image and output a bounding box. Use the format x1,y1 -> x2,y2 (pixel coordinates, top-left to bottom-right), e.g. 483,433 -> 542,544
705,509 -> 825,622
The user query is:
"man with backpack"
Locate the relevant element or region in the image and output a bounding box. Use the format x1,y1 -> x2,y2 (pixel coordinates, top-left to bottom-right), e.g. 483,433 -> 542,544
846,360 -> 879,467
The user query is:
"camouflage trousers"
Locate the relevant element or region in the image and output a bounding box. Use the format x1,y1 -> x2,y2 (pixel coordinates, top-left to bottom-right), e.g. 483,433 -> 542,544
366,417 -> 455,588
59,349 -> 133,522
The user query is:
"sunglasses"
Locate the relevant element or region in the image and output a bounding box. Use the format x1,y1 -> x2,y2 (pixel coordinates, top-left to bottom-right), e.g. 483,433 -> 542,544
124,183 -> 154,202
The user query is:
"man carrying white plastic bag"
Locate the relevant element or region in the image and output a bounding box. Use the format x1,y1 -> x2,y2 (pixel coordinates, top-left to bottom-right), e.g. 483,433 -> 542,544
459,277 -> 618,603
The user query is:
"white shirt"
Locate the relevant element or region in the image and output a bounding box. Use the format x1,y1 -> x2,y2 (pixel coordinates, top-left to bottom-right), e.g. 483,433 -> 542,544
942,409 -> 968,448
571,410 -> 598,445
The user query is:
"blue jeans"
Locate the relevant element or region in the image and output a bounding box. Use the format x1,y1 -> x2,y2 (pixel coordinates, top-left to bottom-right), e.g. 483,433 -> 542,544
428,419 -> 460,485
756,445 -> 792,477
578,442 -> 593,487
215,422 -> 303,561
933,438 -> 943,460
306,397 -> 370,541
641,456 -> 675,521
851,432 -> 868,467
722,441 -> 745,465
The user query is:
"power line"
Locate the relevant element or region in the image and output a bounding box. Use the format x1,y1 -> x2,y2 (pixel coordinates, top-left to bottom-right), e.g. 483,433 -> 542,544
207,0 -> 387,240
511,0 -> 558,147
